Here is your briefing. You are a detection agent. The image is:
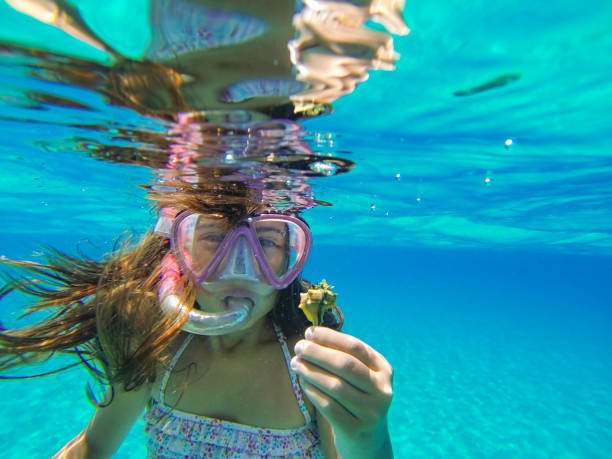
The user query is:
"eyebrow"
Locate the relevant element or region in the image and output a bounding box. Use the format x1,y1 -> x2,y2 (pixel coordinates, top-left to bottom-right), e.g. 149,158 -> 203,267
257,226 -> 287,236
196,224 -> 224,230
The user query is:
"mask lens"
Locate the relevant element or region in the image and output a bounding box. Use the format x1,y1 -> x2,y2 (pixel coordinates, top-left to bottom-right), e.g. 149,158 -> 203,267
175,214 -> 228,273
253,219 -> 307,280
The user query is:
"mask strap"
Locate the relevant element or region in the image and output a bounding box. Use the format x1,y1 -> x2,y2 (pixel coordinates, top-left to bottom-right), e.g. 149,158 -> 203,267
154,207 -> 178,238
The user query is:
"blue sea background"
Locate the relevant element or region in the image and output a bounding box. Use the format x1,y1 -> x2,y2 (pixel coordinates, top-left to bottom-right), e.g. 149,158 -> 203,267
1,0 -> 612,457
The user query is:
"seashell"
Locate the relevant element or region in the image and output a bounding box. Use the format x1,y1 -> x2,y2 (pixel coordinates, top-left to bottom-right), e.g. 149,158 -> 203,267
298,279 -> 338,326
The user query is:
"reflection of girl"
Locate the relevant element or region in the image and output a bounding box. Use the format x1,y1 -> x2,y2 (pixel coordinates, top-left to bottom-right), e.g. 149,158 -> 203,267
6,0 -> 407,117
1,182 -> 394,458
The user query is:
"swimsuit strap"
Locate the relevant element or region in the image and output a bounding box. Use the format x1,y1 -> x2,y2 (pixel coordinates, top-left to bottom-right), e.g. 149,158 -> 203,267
272,322 -> 312,424
158,333 -> 194,404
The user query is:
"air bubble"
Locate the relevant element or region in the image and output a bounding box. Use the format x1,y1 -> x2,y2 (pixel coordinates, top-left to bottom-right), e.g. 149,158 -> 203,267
309,161 -> 337,176
224,151 -> 235,163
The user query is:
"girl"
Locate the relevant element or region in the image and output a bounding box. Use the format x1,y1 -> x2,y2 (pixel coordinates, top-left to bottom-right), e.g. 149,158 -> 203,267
1,179 -> 394,458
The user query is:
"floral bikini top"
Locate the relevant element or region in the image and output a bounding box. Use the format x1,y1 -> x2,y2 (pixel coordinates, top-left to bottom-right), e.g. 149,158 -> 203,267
143,323 -> 325,458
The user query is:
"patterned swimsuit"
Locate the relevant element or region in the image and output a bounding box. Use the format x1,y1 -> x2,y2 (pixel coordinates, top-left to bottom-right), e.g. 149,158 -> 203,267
143,324 -> 325,458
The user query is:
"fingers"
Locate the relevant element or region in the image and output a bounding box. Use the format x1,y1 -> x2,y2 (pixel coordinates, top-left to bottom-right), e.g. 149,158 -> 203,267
291,327 -> 395,435
370,0 -> 411,36
299,378 -> 360,432
305,326 -> 392,374
292,349 -> 392,430
292,357 -> 373,426
293,338 -> 375,393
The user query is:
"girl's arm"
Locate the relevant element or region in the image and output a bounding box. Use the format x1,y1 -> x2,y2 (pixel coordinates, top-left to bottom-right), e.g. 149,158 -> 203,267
316,408 -> 393,459
292,327 -> 394,459
52,383 -> 150,458
316,410 -> 341,459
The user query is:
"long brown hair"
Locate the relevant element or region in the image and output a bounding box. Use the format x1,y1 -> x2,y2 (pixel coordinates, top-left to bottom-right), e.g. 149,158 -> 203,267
0,233 -> 178,392
0,176 -> 318,401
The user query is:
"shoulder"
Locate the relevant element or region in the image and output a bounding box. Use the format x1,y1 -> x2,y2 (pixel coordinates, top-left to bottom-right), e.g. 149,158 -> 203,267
149,331 -> 192,398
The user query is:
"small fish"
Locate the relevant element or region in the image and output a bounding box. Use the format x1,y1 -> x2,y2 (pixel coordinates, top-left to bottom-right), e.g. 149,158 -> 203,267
454,73 -> 521,96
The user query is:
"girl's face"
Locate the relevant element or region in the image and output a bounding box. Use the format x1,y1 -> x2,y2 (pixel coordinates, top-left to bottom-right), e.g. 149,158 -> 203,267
157,210 -> 310,336
191,217 -> 288,330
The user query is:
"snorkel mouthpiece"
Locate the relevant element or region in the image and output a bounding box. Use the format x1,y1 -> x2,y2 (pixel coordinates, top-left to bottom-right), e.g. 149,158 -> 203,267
158,253 -> 252,335
160,294 -> 251,336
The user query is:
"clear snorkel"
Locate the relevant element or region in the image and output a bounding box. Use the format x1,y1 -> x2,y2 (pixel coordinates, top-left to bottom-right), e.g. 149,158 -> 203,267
158,284 -> 252,336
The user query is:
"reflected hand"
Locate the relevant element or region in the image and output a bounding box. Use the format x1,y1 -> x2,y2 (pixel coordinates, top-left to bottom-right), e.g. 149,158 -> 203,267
6,0 -> 119,55
289,0 -> 409,112
292,326 -> 394,457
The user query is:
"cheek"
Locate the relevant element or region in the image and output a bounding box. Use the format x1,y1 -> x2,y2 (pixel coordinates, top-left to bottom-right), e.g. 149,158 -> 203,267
194,285 -> 216,308
256,289 -> 280,313
191,244 -> 217,271
268,254 -> 285,273
263,248 -> 288,274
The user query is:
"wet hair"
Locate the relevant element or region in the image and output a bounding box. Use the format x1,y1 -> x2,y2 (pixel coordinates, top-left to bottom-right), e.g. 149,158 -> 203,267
0,176 -> 339,403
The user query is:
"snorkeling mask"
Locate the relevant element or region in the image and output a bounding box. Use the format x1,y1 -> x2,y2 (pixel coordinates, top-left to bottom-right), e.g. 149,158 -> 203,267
154,210 -> 312,335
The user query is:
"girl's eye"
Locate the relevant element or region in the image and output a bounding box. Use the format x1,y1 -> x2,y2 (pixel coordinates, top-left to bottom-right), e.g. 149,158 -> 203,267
259,237 -> 282,249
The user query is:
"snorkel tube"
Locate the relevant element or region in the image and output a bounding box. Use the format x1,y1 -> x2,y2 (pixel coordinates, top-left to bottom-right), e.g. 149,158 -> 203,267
159,253 -> 251,336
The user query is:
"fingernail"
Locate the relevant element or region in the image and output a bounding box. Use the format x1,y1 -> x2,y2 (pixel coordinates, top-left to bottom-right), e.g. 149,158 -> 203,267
294,341 -> 305,355
305,327 -> 314,340
290,356 -> 299,370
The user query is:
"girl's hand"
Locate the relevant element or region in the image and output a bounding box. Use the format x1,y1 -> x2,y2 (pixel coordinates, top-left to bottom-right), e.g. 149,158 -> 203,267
291,326 -> 394,457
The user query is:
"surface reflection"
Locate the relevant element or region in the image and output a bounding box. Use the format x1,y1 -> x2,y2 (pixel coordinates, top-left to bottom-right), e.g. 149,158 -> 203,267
5,0 -> 408,118
147,117 -> 353,214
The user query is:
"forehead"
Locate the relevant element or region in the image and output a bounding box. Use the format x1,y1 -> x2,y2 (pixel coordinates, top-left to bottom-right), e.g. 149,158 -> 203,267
190,215 -> 288,230
256,220 -> 287,231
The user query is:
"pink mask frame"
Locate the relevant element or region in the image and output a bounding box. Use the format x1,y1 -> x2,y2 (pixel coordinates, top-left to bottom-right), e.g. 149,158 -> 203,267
167,211 -> 312,290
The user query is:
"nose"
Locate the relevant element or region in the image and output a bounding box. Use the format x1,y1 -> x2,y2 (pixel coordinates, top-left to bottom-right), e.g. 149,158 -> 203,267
229,236 -> 252,274
215,235 -> 260,281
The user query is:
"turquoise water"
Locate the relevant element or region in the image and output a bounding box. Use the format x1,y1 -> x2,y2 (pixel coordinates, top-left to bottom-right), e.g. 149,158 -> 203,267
2,240 -> 611,457
1,0 -> 612,457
